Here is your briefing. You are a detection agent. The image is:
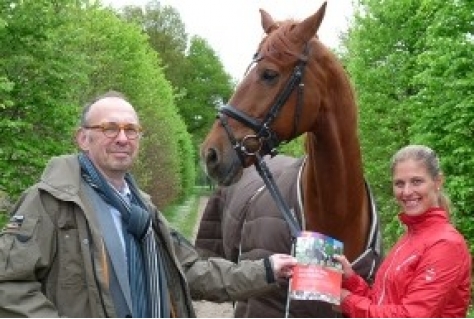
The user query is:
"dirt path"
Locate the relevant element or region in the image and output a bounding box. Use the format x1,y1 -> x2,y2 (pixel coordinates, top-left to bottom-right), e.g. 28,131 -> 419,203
192,196 -> 234,318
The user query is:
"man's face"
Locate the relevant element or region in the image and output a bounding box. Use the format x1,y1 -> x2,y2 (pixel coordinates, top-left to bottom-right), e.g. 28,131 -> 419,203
76,97 -> 141,182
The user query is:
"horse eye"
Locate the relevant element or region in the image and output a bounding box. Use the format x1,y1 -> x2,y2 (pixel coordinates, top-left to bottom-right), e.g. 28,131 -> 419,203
261,69 -> 279,83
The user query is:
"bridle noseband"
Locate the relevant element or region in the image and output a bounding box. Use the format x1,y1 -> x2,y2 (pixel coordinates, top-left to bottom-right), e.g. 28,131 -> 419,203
218,44 -> 310,166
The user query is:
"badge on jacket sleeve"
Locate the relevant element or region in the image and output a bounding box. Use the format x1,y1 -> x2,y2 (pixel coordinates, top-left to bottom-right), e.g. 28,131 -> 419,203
2,215 -> 24,233
425,267 -> 436,281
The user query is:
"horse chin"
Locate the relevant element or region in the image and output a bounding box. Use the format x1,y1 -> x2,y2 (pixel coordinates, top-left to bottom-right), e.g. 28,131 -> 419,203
219,167 -> 243,186
207,156 -> 243,187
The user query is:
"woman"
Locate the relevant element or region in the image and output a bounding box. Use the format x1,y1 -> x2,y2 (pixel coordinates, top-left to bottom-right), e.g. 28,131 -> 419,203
334,144 -> 471,317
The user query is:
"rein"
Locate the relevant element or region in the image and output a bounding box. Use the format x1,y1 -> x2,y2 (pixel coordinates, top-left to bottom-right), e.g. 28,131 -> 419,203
254,154 -> 301,239
217,44 -> 310,240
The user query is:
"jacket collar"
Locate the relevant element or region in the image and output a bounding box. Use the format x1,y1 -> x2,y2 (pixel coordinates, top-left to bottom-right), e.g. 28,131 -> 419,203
38,154 -> 82,201
399,207 -> 448,232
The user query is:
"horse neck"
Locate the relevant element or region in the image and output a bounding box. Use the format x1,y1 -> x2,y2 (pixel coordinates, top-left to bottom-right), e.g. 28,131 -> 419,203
302,117 -> 369,262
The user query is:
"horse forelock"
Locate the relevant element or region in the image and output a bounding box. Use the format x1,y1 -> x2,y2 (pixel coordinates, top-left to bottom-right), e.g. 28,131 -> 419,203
260,20 -> 307,66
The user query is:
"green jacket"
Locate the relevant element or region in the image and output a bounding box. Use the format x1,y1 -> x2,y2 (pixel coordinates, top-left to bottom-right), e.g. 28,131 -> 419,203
0,154 -> 277,317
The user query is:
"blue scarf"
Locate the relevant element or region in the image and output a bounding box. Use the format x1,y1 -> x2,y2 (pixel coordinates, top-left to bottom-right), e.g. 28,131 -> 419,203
79,153 -> 169,317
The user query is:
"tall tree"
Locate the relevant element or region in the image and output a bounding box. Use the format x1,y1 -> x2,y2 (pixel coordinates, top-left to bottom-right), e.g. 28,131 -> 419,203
180,36 -> 233,153
344,0 -> 474,249
0,0 -> 195,209
119,1 -> 189,87
410,0 -> 474,249
117,2 -> 234,173
344,0 -> 424,244
117,1 -> 206,190
0,0 -> 91,199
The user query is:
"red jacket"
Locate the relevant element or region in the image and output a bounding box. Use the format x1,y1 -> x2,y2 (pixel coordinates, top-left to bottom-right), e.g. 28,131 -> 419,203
341,208 -> 471,317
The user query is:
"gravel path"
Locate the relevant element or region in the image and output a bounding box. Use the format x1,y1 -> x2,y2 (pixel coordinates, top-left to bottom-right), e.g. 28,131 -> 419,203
192,196 -> 234,318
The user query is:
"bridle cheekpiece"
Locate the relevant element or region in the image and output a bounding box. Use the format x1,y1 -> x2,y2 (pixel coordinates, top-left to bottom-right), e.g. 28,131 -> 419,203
218,43 -> 310,166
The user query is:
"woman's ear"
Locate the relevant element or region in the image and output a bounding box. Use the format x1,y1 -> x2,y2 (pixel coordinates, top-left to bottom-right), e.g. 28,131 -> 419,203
435,173 -> 445,191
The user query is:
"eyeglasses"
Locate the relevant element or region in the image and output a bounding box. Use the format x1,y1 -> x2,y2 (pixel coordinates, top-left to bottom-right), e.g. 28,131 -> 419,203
83,122 -> 143,139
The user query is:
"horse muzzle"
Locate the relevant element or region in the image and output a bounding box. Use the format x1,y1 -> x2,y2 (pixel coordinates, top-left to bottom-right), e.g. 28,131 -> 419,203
201,146 -> 244,186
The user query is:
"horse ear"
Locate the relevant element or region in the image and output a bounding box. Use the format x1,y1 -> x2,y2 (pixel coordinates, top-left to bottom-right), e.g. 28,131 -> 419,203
260,9 -> 278,34
293,1 -> 327,41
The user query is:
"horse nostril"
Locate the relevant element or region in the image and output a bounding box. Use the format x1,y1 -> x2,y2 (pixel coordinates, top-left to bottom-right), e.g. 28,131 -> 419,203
205,148 -> 219,169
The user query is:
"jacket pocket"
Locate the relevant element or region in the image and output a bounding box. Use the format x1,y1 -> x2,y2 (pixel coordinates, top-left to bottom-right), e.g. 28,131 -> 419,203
54,200 -> 88,289
57,228 -> 86,287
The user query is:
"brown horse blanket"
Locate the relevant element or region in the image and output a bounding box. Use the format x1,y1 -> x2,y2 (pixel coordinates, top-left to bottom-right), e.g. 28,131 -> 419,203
195,155 -> 383,317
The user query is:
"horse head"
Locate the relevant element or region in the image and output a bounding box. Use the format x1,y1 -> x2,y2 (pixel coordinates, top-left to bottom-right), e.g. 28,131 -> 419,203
201,2 -> 373,264
201,2 -> 356,187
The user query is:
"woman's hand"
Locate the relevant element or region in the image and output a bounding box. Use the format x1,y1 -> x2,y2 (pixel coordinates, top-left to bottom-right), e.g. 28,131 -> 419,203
333,288 -> 351,313
333,254 -> 355,279
341,288 -> 351,300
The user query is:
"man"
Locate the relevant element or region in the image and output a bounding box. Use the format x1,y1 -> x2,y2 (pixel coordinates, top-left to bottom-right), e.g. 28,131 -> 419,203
0,91 -> 296,317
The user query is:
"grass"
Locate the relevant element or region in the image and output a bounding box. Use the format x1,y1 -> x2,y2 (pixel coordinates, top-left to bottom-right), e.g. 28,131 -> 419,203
162,195 -> 200,240
161,186 -> 212,240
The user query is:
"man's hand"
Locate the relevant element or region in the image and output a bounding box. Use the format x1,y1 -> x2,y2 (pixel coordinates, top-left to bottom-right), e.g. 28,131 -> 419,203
269,254 -> 297,280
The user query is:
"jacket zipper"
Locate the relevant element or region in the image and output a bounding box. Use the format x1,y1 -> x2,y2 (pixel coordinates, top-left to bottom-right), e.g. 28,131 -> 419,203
377,233 -> 411,305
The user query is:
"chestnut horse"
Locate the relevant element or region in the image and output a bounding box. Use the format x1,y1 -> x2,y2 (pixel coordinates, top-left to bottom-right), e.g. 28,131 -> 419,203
198,2 -> 382,317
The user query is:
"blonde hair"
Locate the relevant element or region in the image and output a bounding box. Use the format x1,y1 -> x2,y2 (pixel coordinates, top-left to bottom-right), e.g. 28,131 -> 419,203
391,145 -> 452,215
